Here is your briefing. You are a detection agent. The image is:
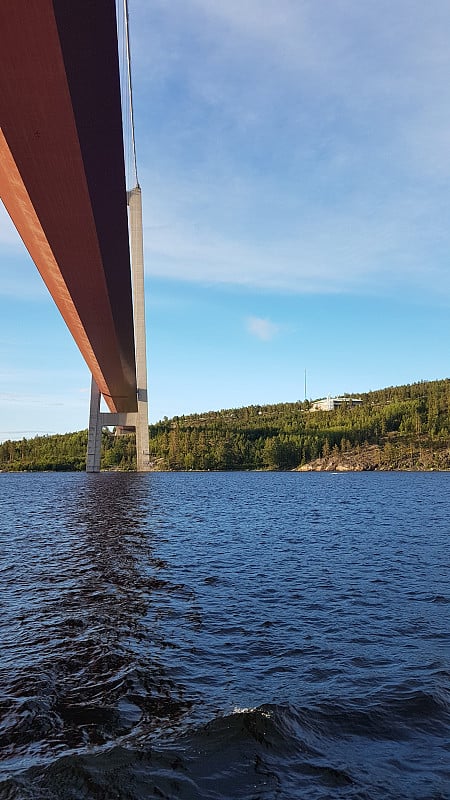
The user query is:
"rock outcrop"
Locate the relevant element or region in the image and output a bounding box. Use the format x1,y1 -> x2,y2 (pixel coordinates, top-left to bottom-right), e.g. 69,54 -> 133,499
296,445 -> 382,472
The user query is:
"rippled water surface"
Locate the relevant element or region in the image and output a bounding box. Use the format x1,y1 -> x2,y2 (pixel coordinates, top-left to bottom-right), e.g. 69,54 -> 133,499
1,471 -> 449,799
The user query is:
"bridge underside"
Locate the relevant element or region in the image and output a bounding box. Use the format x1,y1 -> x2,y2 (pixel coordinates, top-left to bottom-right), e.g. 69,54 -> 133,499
0,0 -> 137,413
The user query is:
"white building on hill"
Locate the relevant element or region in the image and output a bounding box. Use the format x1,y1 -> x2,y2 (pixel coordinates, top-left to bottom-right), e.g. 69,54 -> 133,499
310,396 -> 362,412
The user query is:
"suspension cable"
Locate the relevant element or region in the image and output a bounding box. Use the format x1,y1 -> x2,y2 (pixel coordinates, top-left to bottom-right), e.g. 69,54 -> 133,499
123,0 -> 139,189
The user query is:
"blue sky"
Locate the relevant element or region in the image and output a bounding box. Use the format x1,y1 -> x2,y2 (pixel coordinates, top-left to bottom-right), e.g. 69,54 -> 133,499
1,0 -> 450,439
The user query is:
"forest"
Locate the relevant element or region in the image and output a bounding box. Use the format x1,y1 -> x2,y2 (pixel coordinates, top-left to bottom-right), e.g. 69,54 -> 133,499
2,378 -> 450,472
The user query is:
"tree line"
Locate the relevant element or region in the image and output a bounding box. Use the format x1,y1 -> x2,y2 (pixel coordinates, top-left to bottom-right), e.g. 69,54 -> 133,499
2,378 -> 450,471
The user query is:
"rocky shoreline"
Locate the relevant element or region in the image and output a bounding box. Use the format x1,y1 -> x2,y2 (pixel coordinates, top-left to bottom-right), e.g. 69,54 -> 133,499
297,447 -> 380,472
295,442 -> 450,472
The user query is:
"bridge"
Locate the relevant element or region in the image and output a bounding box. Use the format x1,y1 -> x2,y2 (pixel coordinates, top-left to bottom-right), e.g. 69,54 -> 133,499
0,1 -> 150,471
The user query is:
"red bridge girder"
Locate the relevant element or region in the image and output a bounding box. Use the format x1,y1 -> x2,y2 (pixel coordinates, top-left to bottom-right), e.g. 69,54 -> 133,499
0,0 -> 137,413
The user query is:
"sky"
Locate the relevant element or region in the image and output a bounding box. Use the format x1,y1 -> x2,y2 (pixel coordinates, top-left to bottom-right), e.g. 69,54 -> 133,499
1,0 -> 450,440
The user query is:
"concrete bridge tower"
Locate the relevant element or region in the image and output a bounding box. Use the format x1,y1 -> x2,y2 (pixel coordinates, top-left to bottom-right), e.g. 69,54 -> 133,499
86,186 -> 150,472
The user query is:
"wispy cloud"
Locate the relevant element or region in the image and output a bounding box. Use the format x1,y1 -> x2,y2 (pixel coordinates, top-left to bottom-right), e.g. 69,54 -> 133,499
131,1 -> 450,301
0,391 -> 63,408
246,316 -> 279,341
141,175 -> 448,298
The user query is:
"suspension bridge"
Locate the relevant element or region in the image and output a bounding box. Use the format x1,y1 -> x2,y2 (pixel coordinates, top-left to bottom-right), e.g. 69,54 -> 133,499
0,0 -> 149,471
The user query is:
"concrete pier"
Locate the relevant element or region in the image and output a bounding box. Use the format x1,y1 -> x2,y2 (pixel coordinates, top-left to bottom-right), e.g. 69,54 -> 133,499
86,186 -> 150,472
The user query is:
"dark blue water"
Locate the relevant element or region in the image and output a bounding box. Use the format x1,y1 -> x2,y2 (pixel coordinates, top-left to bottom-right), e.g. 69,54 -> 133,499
0,472 -> 449,799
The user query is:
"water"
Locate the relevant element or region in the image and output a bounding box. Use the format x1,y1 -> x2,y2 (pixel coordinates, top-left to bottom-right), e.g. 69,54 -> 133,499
0,471 -> 449,799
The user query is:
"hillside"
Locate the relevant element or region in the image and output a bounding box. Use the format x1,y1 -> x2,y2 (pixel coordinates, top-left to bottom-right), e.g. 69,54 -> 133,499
2,379 -> 450,471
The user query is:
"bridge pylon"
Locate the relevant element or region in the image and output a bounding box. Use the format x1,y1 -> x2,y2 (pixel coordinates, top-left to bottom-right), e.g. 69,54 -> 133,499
86,186 -> 150,472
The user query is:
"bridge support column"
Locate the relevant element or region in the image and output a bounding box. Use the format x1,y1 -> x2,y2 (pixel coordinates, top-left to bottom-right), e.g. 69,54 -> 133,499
86,377 -> 102,473
128,186 -> 150,472
85,185 -> 150,473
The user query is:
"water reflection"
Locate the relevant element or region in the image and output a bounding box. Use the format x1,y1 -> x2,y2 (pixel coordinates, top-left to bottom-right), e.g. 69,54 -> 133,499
0,473 -> 193,777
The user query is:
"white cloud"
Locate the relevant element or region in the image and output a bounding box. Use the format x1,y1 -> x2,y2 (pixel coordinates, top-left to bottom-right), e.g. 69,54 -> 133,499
131,1 -> 450,301
246,316 -> 279,341
140,170 -> 449,298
